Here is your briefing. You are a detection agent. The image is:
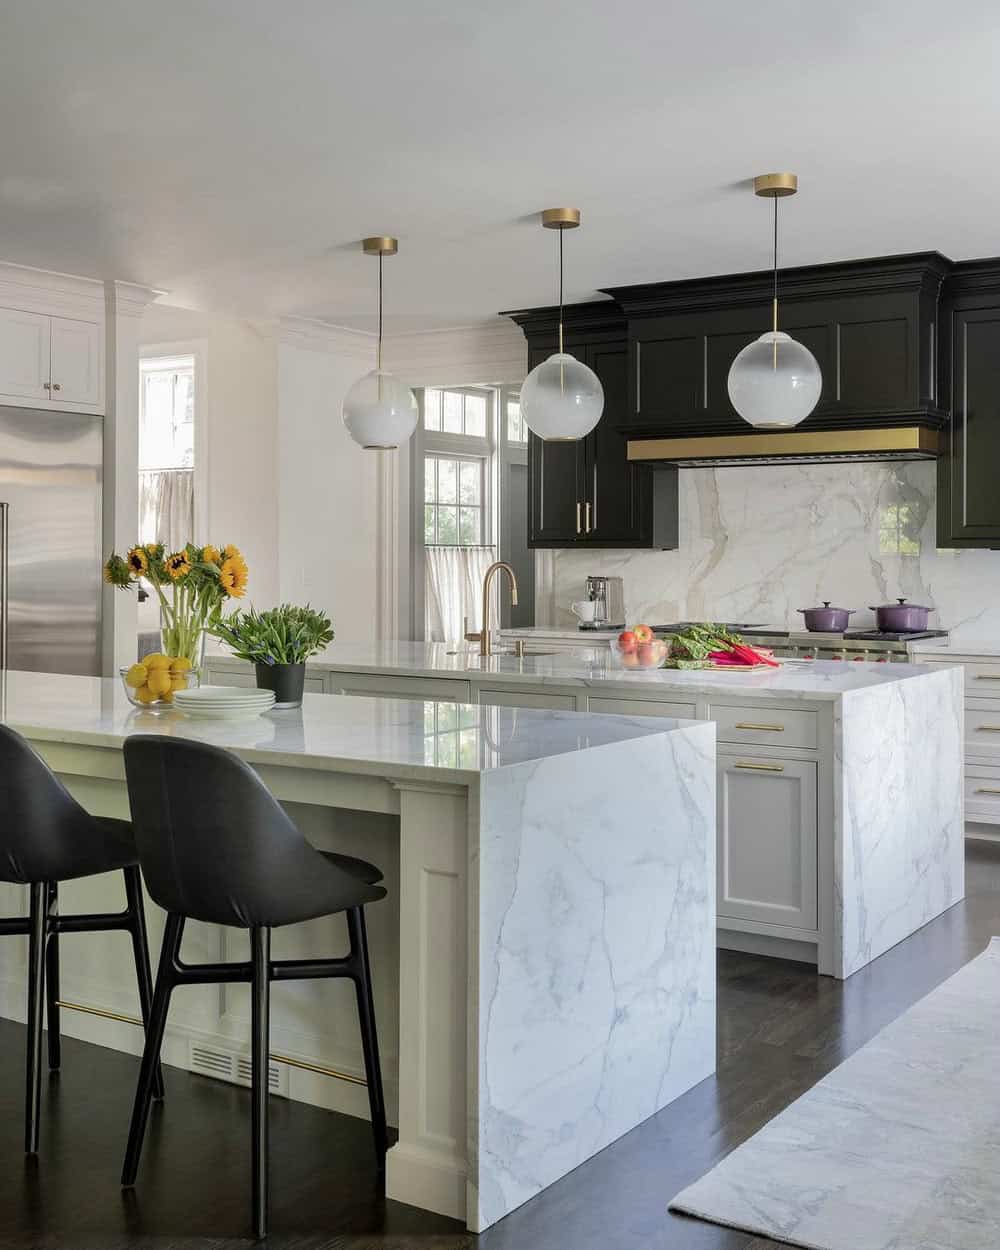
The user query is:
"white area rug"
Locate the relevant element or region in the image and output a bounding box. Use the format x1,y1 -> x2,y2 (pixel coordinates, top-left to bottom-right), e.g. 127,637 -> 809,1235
670,938 -> 1000,1250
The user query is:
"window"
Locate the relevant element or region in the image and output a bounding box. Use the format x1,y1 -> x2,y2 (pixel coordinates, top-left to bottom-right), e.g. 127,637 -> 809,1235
505,393 -> 527,444
423,387 -> 488,438
139,356 -> 195,470
423,702 -> 482,769
424,455 -> 485,546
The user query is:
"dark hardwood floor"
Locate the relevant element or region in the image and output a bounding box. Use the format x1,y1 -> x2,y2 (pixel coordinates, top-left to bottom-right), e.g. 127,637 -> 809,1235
1,839 -> 998,1250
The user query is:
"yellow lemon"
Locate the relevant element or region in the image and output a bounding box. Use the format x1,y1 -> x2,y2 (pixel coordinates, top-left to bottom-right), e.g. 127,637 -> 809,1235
169,674 -> 189,692
145,653 -> 171,670
147,669 -> 172,697
135,686 -> 158,705
159,687 -> 174,703
169,656 -> 192,674
125,663 -> 148,689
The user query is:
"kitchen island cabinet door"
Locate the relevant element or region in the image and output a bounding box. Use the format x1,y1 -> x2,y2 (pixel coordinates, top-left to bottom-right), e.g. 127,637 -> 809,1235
717,753 -> 818,930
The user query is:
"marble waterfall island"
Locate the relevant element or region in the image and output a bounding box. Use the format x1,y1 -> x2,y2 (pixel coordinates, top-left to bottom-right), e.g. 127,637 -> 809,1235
0,671 -> 717,1233
204,643 -> 968,980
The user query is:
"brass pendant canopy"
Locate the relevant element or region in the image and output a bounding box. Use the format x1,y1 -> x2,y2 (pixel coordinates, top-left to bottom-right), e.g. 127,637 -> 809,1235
541,207 -> 581,229
753,172 -> 798,198
362,235 -> 398,255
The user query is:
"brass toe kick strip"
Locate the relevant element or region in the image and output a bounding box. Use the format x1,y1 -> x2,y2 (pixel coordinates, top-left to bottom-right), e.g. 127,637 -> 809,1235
56,1000 -> 367,1086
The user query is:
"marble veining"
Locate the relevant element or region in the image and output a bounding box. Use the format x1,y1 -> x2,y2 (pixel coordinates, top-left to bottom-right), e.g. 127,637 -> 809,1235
473,723 -> 717,1228
670,937 -> 1000,1250
547,459 -> 1000,645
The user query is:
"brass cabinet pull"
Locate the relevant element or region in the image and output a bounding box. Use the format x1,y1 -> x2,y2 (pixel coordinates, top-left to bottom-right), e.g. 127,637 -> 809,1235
734,761 -> 785,772
584,501 -> 592,533
576,502 -> 582,534
975,674 -> 1000,680
976,726 -> 1000,732
974,787 -> 1000,795
734,722 -> 785,732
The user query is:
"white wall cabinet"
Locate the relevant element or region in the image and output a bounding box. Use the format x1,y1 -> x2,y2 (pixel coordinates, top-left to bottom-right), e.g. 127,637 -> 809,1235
0,305 -> 103,412
717,753 -> 818,930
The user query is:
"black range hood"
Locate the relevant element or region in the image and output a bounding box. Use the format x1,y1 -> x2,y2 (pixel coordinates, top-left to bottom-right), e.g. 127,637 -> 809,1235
605,252 -> 951,467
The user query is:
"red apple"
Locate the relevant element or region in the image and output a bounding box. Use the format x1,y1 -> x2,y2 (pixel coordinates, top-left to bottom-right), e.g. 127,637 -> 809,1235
637,643 -> 657,667
621,651 -> 640,669
633,623 -> 654,644
617,630 -> 638,652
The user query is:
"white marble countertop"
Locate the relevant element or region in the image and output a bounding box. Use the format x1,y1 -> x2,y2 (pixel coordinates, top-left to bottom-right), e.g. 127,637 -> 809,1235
206,640 -> 950,703
0,670 -> 696,782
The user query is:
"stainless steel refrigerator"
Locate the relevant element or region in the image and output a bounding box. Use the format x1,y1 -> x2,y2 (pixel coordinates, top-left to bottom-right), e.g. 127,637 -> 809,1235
0,405 -> 102,676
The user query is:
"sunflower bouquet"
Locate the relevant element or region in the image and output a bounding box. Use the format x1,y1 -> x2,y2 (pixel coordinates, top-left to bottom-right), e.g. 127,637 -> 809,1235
104,541 -> 249,665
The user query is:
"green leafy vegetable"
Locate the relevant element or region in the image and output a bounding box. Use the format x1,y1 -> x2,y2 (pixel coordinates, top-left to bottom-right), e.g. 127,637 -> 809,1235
210,603 -> 334,665
663,622 -> 746,668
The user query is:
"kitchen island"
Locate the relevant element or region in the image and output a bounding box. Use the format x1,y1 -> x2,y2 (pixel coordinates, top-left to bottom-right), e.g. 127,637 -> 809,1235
0,670 -> 716,1232
205,643 -> 967,980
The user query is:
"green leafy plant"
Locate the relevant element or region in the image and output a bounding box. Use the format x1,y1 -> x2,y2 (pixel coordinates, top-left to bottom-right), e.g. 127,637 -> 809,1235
210,603 -> 334,666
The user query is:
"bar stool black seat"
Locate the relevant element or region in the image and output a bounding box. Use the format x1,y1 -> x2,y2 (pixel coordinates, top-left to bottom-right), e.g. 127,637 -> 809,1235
120,735 -> 388,1240
0,724 -> 163,1153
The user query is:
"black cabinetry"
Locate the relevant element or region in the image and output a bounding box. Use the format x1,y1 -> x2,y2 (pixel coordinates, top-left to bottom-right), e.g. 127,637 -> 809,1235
509,304 -> 678,550
937,259 -> 1000,547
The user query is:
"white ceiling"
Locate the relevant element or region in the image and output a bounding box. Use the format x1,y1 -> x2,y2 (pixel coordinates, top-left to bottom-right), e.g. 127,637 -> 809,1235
1,1 -> 997,332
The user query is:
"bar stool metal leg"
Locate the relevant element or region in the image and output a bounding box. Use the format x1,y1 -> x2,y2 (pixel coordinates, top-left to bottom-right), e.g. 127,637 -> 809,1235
250,926 -> 271,1240
121,912 -> 183,1187
44,882 -> 60,1072
122,866 -> 165,1101
348,906 -> 388,1165
24,882 -> 47,1153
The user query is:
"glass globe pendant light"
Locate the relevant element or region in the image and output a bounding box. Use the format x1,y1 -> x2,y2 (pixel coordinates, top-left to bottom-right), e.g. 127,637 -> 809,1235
520,207 -> 604,441
342,235 -> 418,450
727,173 -> 822,430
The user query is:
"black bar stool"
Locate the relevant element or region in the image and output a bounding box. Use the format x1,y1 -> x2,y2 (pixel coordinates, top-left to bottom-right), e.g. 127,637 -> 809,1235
120,735 -> 388,1240
0,724 -> 163,1153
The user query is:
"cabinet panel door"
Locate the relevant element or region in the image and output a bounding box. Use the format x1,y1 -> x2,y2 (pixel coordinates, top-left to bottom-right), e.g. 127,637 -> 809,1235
528,431 -> 584,544
49,316 -> 101,407
632,332 -> 702,429
717,755 -> 817,929
477,687 -> 577,711
941,308 -> 1000,542
0,307 -> 51,400
584,340 -> 636,543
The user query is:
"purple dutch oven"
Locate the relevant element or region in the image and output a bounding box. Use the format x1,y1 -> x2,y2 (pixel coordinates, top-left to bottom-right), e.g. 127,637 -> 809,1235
797,602 -> 855,632
869,598 -> 932,632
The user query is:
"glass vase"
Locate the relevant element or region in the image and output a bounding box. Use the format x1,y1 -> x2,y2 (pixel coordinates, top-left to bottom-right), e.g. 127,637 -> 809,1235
160,614 -> 206,668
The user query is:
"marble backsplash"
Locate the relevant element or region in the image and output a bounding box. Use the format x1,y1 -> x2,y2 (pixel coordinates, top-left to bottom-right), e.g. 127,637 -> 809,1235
542,459 -> 1000,642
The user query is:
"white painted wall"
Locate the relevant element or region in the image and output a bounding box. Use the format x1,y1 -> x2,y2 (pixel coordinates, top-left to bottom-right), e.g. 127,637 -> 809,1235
277,321 -> 380,641
138,303 -> 279,608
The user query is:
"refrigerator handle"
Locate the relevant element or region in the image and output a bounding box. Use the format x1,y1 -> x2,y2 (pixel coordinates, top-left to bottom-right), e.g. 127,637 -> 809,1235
0,501 -> 7,672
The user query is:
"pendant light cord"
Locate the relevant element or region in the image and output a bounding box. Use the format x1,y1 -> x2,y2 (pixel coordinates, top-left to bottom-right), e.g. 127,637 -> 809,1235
558,227 -> 565,355
377,252 -> 383,371
772,195 -> 779,335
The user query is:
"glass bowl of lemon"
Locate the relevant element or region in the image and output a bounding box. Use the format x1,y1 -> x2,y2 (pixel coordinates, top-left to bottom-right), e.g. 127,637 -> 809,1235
121,654 -> 200,712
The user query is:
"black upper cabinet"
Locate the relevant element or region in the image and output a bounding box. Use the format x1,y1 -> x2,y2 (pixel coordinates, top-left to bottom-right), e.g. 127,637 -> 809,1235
509,304 -> 678,550
937,260 -> 1000,547
605,252 -> 950,438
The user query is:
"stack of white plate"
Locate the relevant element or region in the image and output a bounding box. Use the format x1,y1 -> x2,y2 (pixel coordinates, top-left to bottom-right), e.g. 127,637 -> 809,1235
172,686 -> 276,720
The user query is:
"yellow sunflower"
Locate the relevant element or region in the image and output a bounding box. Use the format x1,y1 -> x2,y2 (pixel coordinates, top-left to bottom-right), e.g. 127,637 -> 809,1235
126,546 -> 148,576
219,555 -> 248,598
222,544 -> 243,564
165,551 -> 191,580
202,544 -> 221,565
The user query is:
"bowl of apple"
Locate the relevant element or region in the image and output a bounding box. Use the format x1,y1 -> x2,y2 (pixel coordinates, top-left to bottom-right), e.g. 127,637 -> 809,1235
611,626 -> 669,670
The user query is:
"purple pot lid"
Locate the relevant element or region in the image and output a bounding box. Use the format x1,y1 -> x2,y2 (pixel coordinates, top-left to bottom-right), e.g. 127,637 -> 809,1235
797,601 -> 855,613
869,597 -> 932,612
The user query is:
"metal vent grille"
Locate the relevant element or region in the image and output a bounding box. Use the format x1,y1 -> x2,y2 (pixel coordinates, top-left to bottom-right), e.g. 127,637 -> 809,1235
189,1041 -> 288,1097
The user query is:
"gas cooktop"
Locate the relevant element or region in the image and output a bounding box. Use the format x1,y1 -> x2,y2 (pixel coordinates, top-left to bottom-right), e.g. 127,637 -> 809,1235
844,629 -> 948,643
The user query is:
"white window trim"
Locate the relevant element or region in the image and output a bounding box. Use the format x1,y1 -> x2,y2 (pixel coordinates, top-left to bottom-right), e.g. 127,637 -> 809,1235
138,338 -> 209,539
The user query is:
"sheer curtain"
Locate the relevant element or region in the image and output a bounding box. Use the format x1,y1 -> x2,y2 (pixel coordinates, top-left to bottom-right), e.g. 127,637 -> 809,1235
138,469 -> 194,550
425,546 -> 496,642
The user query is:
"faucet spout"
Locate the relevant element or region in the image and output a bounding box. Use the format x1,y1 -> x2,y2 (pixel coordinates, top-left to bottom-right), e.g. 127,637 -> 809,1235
478,561 -> 519,656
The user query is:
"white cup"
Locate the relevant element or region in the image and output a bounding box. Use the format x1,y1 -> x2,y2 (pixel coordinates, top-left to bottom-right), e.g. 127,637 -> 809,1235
571,600 -> 598,623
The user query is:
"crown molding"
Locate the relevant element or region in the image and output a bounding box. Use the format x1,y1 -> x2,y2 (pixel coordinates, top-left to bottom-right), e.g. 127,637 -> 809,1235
382,320 -> 527,386
278,315 -> 375,361
108,280 -> 164,320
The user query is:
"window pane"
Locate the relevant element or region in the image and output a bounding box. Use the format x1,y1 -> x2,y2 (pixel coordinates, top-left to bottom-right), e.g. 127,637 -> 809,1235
437,506 -> 458,544
507,398 -> 525,443
459,460 -> 480,504
459,728 -> 479,768
437,458 -> 457,503
424,388 -> 441,431
437,702 -> 457,732
459,507 -> 480,545
437,733 -> 458,769
424,703 -> 436,734
424,504 -> 435,544
424,457 -> 436,502
443,391 -> 463,433
465,393 -> 486,436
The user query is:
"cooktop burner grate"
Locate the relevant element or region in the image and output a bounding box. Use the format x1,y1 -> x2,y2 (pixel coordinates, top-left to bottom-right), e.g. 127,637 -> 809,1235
844,629 -> 949,643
